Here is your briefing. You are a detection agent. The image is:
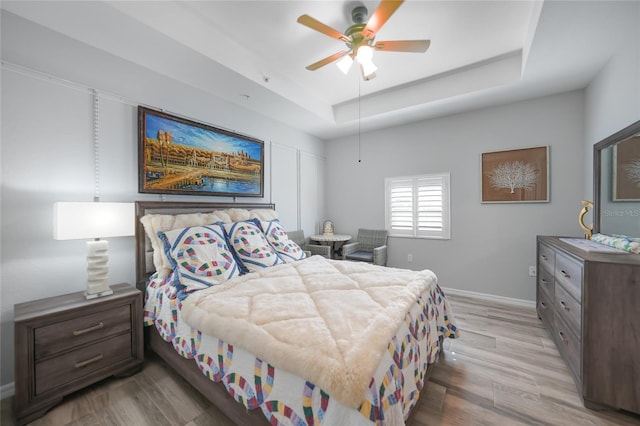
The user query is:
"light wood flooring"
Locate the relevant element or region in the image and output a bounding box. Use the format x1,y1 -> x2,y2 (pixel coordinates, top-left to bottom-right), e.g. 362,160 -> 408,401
2,294 -> 639,426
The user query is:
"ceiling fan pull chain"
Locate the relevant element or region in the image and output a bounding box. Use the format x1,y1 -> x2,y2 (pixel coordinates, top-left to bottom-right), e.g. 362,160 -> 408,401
358,80 -> 362,163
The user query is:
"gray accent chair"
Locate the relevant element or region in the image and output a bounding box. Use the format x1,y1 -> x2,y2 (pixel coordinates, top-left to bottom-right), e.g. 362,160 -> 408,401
288,230 -> 332,259
341,229 -> 388,266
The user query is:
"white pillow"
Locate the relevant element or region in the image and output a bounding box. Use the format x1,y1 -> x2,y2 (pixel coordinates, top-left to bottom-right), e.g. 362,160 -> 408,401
140,211 -> 232,278
226,208 -> 251,222
260,219 -> 306,263
159,224 -> 241,292
250,209 -> 279,221
223,219 -> 284,272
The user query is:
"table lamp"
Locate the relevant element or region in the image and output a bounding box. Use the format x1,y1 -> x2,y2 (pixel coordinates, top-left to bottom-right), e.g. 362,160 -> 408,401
53,202 -> 134,299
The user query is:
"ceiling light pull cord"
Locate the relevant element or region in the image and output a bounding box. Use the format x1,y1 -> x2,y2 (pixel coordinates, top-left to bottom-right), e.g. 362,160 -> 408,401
92,89 -> 100,202
358,79 -> 362,163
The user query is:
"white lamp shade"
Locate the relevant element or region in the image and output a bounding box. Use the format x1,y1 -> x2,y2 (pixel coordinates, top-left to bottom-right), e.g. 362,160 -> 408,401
54,202 -> 135,240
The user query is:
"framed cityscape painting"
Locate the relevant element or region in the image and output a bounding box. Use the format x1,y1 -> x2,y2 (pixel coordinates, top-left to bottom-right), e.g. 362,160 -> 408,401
138,106 -> 264,197
481,146 -> 549,203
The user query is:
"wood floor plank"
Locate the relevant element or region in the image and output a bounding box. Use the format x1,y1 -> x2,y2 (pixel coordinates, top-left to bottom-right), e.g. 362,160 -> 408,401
96,380 -> 173,426
3,293 -> 639,425
136,366 -> 212,425
184,405 -> 237,426
412,391 -> 533,426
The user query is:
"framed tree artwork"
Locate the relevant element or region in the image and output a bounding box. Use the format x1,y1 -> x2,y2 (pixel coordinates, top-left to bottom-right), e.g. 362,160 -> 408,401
138,106 -> 264,197
481,146 -> 549,203
613,135 -> 640,201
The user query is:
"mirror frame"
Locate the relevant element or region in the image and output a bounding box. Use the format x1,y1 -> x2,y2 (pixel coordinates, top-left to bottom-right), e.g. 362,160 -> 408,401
593,119 -> 640,234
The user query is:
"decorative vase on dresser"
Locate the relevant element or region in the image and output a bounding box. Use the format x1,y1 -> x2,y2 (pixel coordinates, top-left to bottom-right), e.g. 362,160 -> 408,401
536,236 -> 640,415
13,283 -> 144,425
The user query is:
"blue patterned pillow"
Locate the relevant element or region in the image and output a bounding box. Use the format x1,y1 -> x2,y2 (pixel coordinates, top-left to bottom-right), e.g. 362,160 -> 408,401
260,219 -> 306,263
223,219 -> 284,272
159,224 -> 241,292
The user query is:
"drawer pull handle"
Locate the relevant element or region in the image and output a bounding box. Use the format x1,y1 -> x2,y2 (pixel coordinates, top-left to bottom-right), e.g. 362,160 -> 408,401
541,278 -> 548,285
561,270 -> 570,279
540,302 -> 547,309
541,255 -> 548,260
558,331 -> 567,343
560,301 -> 570,311
74,354 -> 103,368
72,322 -> 104,336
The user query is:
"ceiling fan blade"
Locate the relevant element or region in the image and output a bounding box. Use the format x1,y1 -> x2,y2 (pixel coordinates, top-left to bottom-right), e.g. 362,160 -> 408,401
306,51 -> 349,71
297,15 -> 349,42
375,40 -> 430,53
362,0 -> 404,39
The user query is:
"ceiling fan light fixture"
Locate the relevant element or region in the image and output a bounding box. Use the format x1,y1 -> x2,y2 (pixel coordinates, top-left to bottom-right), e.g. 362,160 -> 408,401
356,45 -> 374,64
298,1 -> 429,81
336,54 -> 353,74
361,60 -> 378,78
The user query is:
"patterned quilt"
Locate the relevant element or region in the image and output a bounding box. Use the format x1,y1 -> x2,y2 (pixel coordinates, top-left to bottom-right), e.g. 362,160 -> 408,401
144,257 -> 459,425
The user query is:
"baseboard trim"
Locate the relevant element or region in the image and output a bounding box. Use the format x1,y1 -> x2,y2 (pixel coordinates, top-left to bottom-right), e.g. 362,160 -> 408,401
441,287 -> 535,308
1,382 -> 15,400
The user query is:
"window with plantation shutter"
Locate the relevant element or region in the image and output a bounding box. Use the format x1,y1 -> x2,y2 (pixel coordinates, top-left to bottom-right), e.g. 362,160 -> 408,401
385,173 -> 450,239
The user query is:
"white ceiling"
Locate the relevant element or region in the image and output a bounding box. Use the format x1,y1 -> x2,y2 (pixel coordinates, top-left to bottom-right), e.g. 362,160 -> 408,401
1,1 -> 622,140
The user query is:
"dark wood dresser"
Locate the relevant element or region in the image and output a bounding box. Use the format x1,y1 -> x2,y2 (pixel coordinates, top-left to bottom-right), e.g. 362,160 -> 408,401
14,283 -> 144,425
536,236 -> 640,414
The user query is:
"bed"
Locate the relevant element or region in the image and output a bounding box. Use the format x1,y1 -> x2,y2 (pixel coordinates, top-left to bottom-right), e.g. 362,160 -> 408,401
135,201 -> 459,425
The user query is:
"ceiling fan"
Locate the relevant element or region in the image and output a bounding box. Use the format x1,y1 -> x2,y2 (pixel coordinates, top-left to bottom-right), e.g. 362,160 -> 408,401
297,0 -> 430,80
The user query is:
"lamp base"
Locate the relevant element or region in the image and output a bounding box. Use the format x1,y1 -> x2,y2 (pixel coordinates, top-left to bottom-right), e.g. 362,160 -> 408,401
86,240 -> 112,299
84,288 -> 114,300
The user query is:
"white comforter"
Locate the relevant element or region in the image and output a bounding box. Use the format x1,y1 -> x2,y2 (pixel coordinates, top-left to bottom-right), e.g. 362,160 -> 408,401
181,256 -> 440,408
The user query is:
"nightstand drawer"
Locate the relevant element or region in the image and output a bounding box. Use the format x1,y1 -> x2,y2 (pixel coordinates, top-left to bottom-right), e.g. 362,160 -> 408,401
35,305 -> 131,359
35,333 -> 132,395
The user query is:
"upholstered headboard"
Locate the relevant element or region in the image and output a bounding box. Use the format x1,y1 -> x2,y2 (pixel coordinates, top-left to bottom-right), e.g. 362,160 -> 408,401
134,201 -> 275,291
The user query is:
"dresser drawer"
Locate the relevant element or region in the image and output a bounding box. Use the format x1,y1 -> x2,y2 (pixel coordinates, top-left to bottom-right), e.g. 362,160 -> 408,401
537,286 -> 555,329
35,333 -> 132,395
555,252 -> 583,301
555,283 -> 581,337
555,314 -> 581,381
538,243 -> 555,275
538,266 -> 554,300
35,304 -> 131,359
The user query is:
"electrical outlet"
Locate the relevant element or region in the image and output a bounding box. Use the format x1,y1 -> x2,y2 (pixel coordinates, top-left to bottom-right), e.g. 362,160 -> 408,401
408,254 -> 413,262
529,266 -> 537,277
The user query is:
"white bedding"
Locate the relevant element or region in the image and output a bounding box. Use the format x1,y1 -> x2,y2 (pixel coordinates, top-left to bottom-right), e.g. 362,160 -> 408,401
182,256 -> 440,408
144,256 -> 459,425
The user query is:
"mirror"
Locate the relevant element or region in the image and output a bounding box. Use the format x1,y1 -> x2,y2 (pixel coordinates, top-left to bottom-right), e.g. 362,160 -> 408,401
594,119 -> 640,237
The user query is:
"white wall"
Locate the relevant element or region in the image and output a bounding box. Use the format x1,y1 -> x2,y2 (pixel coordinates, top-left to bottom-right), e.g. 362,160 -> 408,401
325,91 -> 586,301
0,13 -> 325,388
584,0 -> 640,160
583,1 -> 640,235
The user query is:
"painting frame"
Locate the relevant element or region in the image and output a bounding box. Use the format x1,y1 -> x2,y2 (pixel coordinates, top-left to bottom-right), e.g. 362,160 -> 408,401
481,146 -> 549,203
612,136 -> 640,201
138,106 -> 264,197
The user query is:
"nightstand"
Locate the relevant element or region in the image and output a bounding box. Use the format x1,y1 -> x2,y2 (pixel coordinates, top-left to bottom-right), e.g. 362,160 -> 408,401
14,283 -> 144,425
